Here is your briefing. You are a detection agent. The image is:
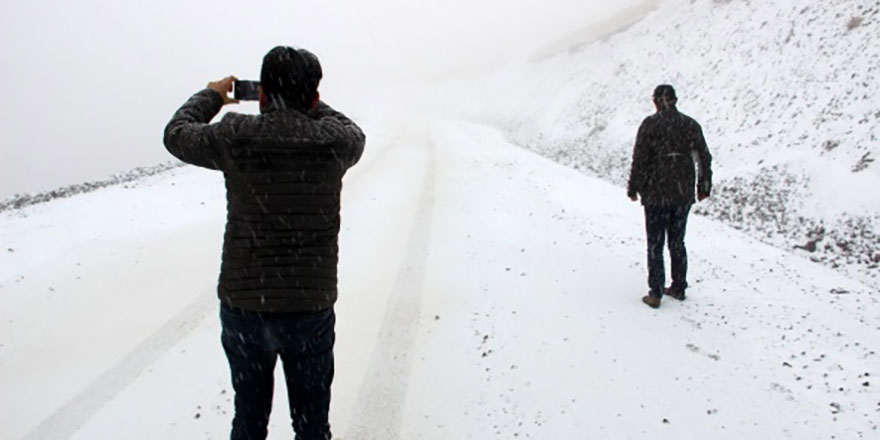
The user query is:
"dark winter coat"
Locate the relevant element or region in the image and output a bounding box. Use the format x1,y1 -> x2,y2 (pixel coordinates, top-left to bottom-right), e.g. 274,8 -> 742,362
627,107 -> 712,206
164,89 -> 365,313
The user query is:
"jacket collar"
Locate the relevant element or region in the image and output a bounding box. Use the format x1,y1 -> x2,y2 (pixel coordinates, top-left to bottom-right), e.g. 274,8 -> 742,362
261,95 -> 306,115
657,105 -> 679,116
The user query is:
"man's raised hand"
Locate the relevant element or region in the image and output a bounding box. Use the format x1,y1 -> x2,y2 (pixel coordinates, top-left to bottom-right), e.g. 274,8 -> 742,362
207,76 -> 240,105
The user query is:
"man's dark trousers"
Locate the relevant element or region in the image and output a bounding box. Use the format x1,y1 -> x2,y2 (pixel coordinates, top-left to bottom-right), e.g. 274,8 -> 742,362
644,204 -> 691,298
220,304 -> 335,440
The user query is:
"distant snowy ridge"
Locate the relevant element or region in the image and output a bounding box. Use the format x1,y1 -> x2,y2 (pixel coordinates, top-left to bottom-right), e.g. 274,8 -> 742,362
447,0 -> 879,285
0,161 -> 185,213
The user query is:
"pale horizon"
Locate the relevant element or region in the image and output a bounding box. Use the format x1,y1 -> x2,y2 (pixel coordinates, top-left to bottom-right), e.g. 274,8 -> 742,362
0,0 -> 650,198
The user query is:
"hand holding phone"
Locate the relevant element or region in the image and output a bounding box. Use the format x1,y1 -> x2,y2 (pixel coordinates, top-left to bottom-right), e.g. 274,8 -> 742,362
234,80 -> 261,101
207,76 -> 239,105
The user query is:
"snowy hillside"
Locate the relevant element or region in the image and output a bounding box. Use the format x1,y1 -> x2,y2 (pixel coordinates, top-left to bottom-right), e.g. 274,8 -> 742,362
2,0 -> 879,439
0,162 -> 184,213
2,119 -> 878,439
440,0 -> 879,287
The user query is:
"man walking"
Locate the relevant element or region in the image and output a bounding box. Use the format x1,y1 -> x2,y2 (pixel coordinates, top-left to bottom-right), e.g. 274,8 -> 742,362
164,46 -> 365,439
627,84 -> 712,309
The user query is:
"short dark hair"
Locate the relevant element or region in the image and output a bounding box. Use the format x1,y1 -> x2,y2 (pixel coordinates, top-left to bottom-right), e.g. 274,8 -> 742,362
260,46 -> 323,110
653,84 -> 677,101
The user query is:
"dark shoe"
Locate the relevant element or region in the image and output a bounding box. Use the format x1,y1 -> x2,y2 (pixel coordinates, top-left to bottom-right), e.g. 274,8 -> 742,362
664,287 -> 686,301
642,295 -> 661,309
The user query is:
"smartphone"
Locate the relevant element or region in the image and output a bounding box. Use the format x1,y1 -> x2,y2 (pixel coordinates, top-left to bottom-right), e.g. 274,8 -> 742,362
234,80 -> 260,101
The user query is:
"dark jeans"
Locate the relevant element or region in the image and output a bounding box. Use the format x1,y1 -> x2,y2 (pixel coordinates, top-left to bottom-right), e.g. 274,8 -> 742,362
220,304 -> 335,440
644,204 -> 691,298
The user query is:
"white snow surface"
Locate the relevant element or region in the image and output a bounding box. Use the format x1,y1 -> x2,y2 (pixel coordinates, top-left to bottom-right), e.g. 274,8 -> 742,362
2,118 -> 878,438
427,0 -> 880,285
2,0 -> 879,439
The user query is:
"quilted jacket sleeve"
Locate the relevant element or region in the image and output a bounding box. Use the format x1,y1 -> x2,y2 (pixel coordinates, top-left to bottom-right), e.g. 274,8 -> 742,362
311,101 -> 366,170
163,89 -> 230,171
692,121 -> 712,198
627,117 -> 652,198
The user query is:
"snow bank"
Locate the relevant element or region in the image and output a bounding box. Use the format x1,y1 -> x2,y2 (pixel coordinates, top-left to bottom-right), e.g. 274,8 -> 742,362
439,0 -> 880,286
0,162 -> 185,213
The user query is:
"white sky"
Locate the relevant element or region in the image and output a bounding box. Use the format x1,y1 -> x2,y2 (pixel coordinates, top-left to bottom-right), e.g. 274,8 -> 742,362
0,0 -> 649,197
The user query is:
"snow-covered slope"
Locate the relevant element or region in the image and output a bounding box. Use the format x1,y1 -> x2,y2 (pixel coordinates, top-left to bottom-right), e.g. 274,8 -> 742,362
0,162 -> 184,213
443,0 -> 879,286
3,0 -> 879,438
2,119 -> 878,439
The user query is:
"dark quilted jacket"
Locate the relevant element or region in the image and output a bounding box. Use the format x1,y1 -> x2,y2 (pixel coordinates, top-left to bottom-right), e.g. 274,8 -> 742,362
627,107 -> 712,206
164,89 -> 365,312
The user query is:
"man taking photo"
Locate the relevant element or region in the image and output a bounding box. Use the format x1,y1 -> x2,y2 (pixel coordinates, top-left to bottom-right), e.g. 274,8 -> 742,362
164,46 -> 365,439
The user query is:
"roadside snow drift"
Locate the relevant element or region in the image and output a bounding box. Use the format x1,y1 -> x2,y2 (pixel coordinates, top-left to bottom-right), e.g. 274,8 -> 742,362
2,0 -> 879,438
440,0 -> 880,288
2,119 -> 877,439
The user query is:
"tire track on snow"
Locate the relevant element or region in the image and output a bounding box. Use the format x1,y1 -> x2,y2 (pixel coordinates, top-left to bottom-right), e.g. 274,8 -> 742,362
345,133 -> 436,439
22,289 -> 215,440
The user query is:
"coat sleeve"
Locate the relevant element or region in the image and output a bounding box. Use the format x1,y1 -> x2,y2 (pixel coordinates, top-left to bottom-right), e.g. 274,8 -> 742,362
627,118 -> 651,198
163,89 -> 230,170
311,101 -> 366,170
692,122 -> 712,197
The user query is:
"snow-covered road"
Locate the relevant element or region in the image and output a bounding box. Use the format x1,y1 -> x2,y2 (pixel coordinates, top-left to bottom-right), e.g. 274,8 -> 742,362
2,118 -> 877,439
